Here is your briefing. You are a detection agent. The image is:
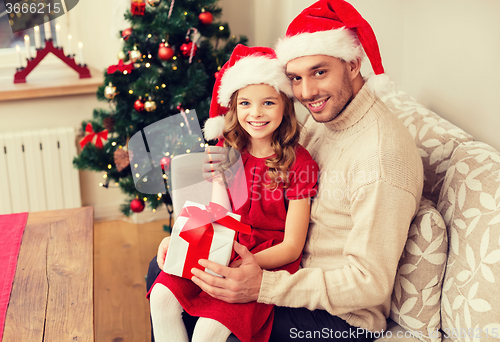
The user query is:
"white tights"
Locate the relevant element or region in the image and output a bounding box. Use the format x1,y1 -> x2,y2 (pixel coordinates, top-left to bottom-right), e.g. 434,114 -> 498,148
150,284 -> 232,342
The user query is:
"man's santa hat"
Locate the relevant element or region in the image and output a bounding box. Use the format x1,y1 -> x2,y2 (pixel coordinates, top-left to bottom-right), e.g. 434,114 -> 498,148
275,0 -> 390,94
203,44 -> 293,141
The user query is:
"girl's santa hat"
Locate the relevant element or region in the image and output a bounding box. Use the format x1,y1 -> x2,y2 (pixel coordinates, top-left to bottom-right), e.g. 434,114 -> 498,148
275,0 -> 390,95
203,44 -> 293,141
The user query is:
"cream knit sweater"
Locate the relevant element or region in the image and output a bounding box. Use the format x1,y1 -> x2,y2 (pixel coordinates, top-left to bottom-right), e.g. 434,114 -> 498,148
258,85 -> 424,332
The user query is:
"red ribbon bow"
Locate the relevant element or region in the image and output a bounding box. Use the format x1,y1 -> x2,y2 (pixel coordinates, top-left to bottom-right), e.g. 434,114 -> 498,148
107,59 -> 134,74
79,123 -> 108,149
178,202 -> 251,279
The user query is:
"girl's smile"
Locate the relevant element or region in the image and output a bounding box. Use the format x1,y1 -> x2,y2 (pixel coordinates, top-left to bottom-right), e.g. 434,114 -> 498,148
247,121 -> 270,127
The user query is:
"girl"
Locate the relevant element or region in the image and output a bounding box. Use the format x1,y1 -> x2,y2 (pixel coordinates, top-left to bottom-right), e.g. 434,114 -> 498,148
148,45 -> 319,342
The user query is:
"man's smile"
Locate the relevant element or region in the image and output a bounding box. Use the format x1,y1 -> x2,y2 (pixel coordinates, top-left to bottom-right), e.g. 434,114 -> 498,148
307,97 -> 330,112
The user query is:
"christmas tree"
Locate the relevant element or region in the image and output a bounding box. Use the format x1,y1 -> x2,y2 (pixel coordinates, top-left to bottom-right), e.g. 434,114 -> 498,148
73,0 -> 246,217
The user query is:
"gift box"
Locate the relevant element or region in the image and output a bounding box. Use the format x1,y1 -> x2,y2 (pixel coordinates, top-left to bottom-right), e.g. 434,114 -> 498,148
163,201 -> 251,279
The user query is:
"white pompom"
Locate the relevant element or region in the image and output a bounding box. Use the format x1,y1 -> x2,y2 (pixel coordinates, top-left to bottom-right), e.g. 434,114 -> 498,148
365,73 -> 396,99
203,115 -> 225,141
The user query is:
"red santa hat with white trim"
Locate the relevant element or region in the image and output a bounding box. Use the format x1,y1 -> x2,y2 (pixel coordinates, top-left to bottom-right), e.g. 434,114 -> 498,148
203,44 -> 293,141
275,0 -> 390,95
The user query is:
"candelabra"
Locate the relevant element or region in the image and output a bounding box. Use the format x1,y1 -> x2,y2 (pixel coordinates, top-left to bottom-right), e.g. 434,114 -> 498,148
14,39 -> 90,84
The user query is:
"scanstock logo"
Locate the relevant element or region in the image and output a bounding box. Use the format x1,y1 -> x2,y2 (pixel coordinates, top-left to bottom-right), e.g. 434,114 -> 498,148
127,112 -> 247,210
3,0 -> 80,33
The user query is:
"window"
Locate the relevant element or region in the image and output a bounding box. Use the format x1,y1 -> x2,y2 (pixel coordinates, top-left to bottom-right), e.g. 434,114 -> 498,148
0,2 -> 61,50
1,7 -> 59,51
0,2 -> 71,71
0,1 -> 23,49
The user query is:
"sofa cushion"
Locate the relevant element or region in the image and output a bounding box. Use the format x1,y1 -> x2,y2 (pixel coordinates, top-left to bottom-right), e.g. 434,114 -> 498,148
437,141 -> 500,339
391,198 -> 448,342
379,87 -> 473,205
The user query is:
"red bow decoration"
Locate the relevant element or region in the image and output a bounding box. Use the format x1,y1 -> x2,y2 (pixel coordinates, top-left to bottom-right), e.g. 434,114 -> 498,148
178,202 -> 251,279
79,123 -> 108,149
107,59 -> 134,75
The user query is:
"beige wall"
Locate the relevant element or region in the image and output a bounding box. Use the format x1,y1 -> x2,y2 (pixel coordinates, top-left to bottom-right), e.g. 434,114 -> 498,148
349,0 -> 500,152
219,0 -> 256,47
1,0 -> 498,219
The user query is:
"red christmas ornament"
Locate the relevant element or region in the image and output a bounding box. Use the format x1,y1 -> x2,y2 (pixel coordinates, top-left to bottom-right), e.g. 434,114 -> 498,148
160,156 -> 171,171
198,10 -> 213,25
131,1 -> 145,16
176,103 -> 183,111
179,38 -> 197,58
121,28 -> 132,41
134,98 -> 145,112
214,71 -> 220,79
158,42 -> 174,61
130,198 -> 145,213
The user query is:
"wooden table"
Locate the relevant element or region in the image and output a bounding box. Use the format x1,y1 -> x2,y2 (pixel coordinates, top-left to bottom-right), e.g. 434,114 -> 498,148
3,207 -> 94,342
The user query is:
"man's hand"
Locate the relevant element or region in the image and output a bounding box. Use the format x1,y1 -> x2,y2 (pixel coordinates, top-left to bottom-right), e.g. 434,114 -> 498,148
229,258 -> 243,268
202,146 -> 226,181
156,236 -> 171,271
191,241 -> 263,304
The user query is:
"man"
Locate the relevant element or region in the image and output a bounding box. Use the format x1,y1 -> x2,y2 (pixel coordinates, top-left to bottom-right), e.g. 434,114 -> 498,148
148,0 -> 423,340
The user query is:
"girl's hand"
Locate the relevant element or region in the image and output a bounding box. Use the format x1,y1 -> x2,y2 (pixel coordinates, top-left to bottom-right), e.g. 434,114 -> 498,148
202,146 -> 226,181
156,236 -> 171,271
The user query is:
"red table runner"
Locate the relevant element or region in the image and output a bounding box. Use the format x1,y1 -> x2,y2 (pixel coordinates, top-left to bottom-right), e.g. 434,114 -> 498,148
0,212 -> 28,342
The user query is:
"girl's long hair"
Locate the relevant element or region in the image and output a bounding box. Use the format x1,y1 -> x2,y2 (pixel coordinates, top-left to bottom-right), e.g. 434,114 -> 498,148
222,89 -> 300,189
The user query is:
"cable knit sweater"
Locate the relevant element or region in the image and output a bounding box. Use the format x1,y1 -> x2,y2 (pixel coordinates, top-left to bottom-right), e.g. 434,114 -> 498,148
257,84 -> 424,332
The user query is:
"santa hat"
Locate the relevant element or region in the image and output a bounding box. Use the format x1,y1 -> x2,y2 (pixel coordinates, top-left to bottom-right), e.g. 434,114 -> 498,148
275,0 -> 390,95
203,44 -> 293,141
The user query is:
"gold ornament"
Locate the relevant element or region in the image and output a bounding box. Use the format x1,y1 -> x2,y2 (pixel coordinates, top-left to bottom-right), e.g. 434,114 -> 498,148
117,50 -> 127,61
104,83 -> 118,100
129,46 -> 142,63
144,97 -> 157,112
147,0 -> 161,6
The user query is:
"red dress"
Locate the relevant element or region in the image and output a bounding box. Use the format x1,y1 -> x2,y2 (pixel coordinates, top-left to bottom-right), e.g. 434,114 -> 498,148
148,145 -> 319,342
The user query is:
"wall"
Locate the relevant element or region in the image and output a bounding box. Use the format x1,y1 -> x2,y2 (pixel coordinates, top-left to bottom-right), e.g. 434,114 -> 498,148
69,0 -> 129,71
349,0 -> 500,151
219,0 -> 256,47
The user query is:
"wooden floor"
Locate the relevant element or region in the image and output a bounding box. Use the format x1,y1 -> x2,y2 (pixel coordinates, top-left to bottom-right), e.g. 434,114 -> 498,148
94,218 -> 170,342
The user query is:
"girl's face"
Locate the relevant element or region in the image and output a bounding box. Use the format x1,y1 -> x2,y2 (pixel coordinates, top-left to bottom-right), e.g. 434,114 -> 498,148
236,84 -> 284,147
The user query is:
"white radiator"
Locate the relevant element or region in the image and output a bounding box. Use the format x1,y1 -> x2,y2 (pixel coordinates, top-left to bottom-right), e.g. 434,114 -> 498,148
0,127 -> 81,215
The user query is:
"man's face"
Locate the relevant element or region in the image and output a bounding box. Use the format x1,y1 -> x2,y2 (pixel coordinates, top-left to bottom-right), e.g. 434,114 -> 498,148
286,55 -> 354,123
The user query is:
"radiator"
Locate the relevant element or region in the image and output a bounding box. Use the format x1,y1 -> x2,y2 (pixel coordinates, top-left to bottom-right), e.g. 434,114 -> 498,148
0,127 -> 81,215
